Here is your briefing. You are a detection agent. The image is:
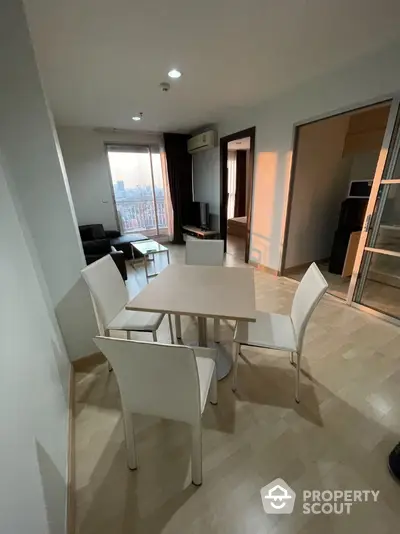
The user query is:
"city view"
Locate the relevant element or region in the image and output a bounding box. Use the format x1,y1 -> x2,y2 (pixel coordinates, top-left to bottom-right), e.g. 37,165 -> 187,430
108,150 -> 167,234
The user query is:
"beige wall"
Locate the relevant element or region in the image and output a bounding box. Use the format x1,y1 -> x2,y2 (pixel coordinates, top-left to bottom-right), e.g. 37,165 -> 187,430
285,114 -> 350,268
216,40 -> 400,271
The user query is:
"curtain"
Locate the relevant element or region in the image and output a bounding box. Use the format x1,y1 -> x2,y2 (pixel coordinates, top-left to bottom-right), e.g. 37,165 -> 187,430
227,150 -> 237,220
159,143 -> 174,241
235,150 -> 247,217
163,133 -> 193,243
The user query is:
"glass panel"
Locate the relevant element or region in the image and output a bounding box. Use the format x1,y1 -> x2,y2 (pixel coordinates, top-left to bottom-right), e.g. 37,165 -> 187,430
150,152 -> 168,234
380,105 -> 400,181
108,149 -> 166,235
358,252 -> 400,318
368,183 -> 400,252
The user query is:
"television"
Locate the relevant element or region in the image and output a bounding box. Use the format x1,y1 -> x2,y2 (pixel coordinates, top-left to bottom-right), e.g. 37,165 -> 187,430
190,201 -> 210,229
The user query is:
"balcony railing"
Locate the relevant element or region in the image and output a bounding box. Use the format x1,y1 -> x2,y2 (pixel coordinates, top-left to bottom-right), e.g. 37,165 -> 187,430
116,198 -> 167,234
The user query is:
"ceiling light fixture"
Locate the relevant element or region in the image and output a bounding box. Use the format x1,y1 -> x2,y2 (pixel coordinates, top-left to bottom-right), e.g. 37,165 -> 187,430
168,69 -> 182,79
132,112 -> 143,121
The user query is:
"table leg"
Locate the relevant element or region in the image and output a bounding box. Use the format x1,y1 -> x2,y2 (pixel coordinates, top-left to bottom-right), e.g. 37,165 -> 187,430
194,317 -> 233,380
197,317 -> 207,347
215,348 -> 233,380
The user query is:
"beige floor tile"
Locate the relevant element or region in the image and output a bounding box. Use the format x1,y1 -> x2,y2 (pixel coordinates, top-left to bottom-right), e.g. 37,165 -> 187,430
75,243 -> 400,534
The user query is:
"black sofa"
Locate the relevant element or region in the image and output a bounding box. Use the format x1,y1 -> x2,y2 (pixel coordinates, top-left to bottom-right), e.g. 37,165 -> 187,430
79,224 -> 128,280
79,224 -> 148,260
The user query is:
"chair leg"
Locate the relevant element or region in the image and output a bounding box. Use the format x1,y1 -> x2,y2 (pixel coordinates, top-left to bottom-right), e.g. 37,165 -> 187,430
191,422 -> 202,486
214,318 -> 220,343
210,366 -> 218,405
152,330 -> 157,342
232,342 -> 240,392
295,351 -> 301,404
290,351 -> 295,366
168,314 -> 174,344
175,315 -> 182,341
122,409 -> 137,470
105,329 -> 113,372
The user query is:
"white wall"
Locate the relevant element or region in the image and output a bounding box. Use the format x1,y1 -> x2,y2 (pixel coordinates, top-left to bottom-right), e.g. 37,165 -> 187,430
0,156 -> 71,533
58,127 -> 163,230
192,147 -> 220,230
285,115 -> 350,268
214,39 -> 400,270
0,0 -> 98,361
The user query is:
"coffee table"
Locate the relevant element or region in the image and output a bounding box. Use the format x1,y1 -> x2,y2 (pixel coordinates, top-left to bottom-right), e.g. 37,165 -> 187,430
126,264 -> 256,378
131,240 -> 170,282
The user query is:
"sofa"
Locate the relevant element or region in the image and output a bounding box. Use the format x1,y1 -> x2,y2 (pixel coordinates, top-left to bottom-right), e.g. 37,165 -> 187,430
79,224 -> 128,280
79,224 -> 148,260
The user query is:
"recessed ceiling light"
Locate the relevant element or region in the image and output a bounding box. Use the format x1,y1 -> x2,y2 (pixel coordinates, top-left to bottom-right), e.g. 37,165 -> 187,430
168,69 -> 182,79
132,112 -> 143,121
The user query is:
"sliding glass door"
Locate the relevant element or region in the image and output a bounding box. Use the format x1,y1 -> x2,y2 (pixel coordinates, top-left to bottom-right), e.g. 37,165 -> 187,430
107,145 -> 168,236
348,97 -> 400,320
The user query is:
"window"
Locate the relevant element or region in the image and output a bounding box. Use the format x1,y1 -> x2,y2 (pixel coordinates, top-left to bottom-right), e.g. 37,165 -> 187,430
107,145 -> 168,236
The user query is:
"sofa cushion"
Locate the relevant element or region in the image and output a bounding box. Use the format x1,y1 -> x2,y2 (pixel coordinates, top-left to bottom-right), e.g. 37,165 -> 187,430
82,238 -> 111,255
110,233 -> 148,246
79,224 -> 106,241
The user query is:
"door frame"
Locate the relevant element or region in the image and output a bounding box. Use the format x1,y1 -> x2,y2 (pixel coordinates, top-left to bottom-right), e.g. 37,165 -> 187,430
346,96 -> 400,309
279,98 -> 393,276
220,126 -> 256,263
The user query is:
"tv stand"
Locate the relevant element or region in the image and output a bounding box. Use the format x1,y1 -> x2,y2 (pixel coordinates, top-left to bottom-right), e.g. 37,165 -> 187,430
182,225 -> 219,240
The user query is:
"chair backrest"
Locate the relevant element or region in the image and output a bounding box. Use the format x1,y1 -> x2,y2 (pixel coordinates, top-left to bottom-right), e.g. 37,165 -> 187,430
290,263 -> 328,352
185,239 -> 224,266
93,336 -> 201,424
81,255 -> 128,328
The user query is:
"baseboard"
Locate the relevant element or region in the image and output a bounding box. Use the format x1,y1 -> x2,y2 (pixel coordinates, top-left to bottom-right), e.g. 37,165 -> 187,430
283,258 -> 329,276
249,260 -> 278,276
67,365 -> 75,534
72,351 -> 106,373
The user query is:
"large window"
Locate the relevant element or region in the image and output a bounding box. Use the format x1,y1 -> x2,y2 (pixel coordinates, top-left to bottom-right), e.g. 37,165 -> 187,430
107,145 -> 168,236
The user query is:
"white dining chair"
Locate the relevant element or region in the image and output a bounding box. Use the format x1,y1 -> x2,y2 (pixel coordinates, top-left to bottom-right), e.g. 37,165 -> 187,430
232,262 -> 328,403
175,239 -> 225,342
82,255 -> 174,371
93,335 -> 217,486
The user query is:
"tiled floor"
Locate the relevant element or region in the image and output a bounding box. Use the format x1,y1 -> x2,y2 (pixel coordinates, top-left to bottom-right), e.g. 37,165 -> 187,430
288,261 -> 400,318
75,245 -> 400,534
227,234 -> 246,262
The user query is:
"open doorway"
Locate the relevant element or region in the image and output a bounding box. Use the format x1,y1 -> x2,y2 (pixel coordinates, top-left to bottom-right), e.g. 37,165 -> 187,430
281,101 -> 392,302
220,127 -> 255,263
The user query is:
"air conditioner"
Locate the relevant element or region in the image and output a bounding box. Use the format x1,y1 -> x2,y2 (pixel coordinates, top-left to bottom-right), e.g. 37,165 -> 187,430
187,130 -> 216,154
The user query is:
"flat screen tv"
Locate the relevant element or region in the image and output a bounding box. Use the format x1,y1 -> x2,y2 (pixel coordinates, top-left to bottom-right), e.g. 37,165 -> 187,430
190,201 -> 210,229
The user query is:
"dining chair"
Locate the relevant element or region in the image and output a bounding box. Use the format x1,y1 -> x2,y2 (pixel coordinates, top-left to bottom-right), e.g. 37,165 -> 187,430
82,255 -> 174,370
232,262 -> 328,403
175,239 -> 225,342
93,335 -> 217,486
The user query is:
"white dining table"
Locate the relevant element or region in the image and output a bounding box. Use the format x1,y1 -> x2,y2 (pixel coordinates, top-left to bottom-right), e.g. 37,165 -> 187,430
126,264 -> 257,379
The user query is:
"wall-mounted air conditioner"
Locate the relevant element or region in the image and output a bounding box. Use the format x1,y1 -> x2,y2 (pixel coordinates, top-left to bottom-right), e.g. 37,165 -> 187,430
187,130 -> 216,154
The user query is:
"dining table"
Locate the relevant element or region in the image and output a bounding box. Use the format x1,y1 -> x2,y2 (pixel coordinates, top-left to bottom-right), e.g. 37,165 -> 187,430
126,263 -> 257,379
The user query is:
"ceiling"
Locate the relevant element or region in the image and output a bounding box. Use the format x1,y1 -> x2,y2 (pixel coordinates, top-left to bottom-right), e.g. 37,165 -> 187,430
24,0 -> 400,133
228,137 -> 251,150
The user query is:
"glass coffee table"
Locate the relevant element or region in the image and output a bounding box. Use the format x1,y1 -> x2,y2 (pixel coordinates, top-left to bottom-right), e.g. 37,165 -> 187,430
131,240 -> 170,282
